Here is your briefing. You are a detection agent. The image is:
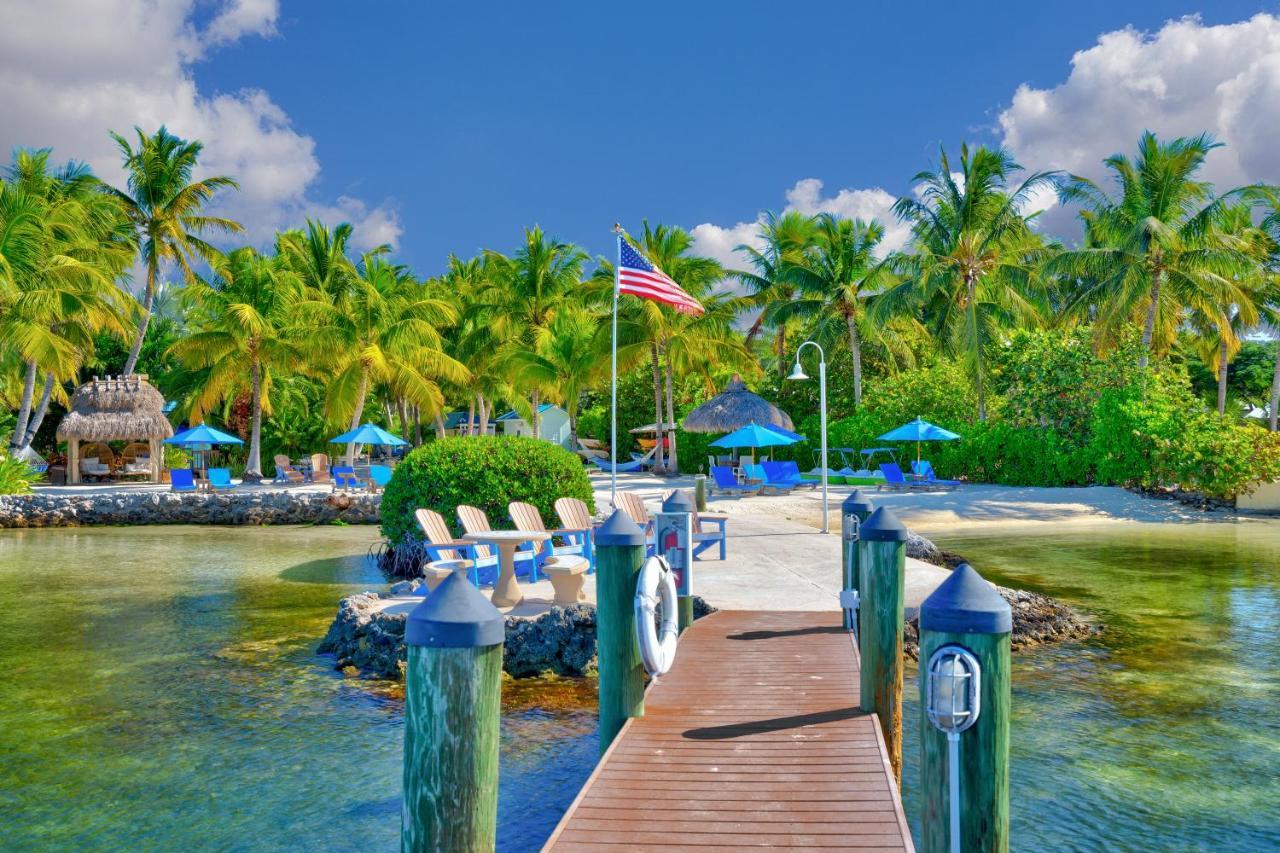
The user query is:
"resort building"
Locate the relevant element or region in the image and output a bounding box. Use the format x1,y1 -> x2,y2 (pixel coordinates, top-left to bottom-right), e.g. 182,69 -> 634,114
496,403 -> 572,449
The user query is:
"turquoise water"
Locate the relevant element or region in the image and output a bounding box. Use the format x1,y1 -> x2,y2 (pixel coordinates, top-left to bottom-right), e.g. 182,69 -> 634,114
0,526 -> 596,851
907,520 -> 1280,851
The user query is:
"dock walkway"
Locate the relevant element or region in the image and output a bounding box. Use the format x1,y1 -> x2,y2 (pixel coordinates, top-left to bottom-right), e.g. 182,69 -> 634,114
544,610 -> 914,851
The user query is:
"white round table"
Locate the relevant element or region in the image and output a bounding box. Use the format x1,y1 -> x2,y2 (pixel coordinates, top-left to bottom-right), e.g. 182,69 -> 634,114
463,530 -> 550,607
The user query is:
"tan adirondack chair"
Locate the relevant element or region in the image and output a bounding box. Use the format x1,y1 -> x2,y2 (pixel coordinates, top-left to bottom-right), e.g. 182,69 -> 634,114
309,453 -> 332,484
273,454 -> 305,484
455,505 -> 496,559
614,491 -> 650,528
414,508 -> 471,561
509,501 -> 590,603
554,497 -> 596,532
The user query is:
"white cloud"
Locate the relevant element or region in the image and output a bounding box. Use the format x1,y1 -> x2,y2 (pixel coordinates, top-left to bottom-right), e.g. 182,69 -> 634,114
690,178 -> 908,272
0,0 -> 400,266
999,13 -> 1280,235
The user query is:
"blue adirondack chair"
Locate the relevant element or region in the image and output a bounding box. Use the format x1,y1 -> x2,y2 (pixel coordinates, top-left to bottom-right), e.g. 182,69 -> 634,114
332,465 -> 364,490
912,460 -> 961,488
207,468 -> 236,490
709,465 -> 761,496
170,468 -> 197,492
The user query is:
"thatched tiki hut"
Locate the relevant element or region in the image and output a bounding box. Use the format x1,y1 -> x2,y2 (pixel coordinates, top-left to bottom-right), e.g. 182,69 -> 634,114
57,375 -> 174,484
681,375 -> 795,433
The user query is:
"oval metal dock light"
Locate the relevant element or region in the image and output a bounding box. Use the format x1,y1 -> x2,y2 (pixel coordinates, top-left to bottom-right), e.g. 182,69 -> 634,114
840,490 -> 874,635
401,573 -> 505,853
918,563 -> 1012,853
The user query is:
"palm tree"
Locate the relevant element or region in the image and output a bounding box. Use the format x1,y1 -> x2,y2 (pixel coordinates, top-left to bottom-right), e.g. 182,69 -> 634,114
481,228 -> 588,438
734,211 -> 817,372
101,126 -> 242,376
169,247 -> 308,481
1,150 -> 133,453
880,143 -> 1058,420
1240,184 -> 1280,430
314,249 -> 468,464
1051,132 -> 1254,369
772,214 -> 897,406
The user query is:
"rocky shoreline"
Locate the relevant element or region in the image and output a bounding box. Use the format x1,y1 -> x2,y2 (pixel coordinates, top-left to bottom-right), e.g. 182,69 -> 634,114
318,579 -> 717,679
0,490 -> 380,527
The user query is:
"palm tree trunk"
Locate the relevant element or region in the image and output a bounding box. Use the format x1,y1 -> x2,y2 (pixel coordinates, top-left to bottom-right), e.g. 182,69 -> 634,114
415,406 -> 424,444
9,361 -> 38,453
1217,336 -> 1230,416
478,393 -> 490,437
967,275 -> 987,422
1139,274 -> 1163,370
531,390 -> 541,438
777,326 -> 788,378
244,359 -> 264,482
650,344 -> 666,473
847,314 -> 864,407
346,369 -> 368,466
1270,339 -> 1280,431
397,397 -> 409,439
20,373 -> 56,450
432,411 -> 446,439
123,260 -> 158,376
744,313 -> 765,345
467,397 -> 476,437
664,351 -> 678,474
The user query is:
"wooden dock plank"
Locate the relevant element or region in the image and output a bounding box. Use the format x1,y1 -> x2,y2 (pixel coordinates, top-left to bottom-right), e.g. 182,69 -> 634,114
543,611 -> 915,851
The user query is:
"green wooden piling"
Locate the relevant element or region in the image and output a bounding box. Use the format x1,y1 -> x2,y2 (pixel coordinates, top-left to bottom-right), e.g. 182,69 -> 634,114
694,475 -> 707,512
595,509 -> 647,753
857,506 -> 907,783
918,563 -> 1012,853
840,490 -> 874,633
401,573 -> 505,852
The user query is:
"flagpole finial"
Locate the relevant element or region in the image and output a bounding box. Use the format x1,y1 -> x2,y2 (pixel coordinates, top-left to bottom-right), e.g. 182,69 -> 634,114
612,222 -> 621,234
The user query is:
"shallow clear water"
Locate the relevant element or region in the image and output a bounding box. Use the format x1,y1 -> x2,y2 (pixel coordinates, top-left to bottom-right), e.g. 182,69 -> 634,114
907,520 -> 1280,852
0,526 -> 596,851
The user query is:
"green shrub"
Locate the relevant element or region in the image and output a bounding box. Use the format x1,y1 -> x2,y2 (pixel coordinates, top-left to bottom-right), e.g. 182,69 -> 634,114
380,436 -> 595,546
0,453 -> 37,495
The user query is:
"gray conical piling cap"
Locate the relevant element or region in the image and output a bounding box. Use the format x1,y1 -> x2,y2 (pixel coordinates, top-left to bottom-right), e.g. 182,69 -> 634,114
662,489 -> 695,514
920,563 -> 1012,634
860,506 -> 907,541
842,489 -> 874,516
405,572 -> 505,648
595,508 -> 646,546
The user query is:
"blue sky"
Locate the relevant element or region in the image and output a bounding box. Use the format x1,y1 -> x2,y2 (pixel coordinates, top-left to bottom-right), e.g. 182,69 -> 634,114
5,2 -> 1280,275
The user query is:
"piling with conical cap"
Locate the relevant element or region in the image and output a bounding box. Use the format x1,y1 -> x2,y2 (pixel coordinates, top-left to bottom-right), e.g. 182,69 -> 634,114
595,508 -> 647,752
918,563 -> 1012,853
841,490 -> 875,633
857,505 -> 907,783
401,573 -> 505,852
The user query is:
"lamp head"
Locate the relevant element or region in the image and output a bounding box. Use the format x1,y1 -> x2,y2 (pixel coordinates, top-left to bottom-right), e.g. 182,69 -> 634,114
786,362 -> 809,382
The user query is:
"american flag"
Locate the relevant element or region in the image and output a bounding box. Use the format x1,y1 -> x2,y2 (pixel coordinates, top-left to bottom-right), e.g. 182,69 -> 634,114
617,237 -> 704,316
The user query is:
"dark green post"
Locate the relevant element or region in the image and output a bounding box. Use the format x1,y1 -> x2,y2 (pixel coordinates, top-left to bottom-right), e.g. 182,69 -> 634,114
858,506 -> 907,783
918,563 -> 1012,853
840,490 -> 874,633
693,475 -> 707,512
595,509 -> 647,753
401,573 -> 505,852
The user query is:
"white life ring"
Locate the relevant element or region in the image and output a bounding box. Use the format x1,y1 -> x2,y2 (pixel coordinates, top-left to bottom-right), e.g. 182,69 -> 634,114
634,555 -> 679,676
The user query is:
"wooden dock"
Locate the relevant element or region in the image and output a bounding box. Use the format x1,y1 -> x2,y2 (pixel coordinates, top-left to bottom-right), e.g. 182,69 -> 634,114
544,610 -> 915,851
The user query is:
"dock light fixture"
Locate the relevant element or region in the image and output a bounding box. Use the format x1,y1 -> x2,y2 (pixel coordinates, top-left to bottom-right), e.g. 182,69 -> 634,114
926,644 -> 982,853
788,340 -> 828,533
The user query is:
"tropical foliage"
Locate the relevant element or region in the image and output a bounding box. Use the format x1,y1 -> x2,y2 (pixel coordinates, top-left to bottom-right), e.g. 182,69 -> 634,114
6,124 -> 1280,499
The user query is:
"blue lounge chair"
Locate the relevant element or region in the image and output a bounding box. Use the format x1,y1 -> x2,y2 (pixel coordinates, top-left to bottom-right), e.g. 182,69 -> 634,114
878,462 -> 931,491
743,462 -> 794,494
912,460 -> 961,488
762,460 -> 813,490
170,468 -> 197,492
332,465 -> 364,490
709,465 -> 761,496
369,465 -> 393,492
207,468 -> 236,490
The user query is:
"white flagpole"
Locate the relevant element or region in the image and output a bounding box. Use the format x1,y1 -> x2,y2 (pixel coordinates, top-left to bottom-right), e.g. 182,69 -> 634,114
610,227 -> 621,508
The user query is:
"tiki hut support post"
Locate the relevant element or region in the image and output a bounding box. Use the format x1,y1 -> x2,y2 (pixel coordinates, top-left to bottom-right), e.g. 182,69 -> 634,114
56,375 -> 174,485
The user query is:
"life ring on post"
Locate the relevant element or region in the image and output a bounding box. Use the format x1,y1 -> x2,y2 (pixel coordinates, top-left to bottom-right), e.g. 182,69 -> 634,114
634,555 -> 679,676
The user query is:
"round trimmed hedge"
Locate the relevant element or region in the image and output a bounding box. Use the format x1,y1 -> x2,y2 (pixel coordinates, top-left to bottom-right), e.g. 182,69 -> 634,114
380,436 -> 595,546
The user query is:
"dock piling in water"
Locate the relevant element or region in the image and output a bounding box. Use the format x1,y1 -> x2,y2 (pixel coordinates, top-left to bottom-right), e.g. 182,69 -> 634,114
401,574 -> 504,853
594,509 -> 647,753
858,505 -> 907,783
841,489 -> 875,633
918,563 -> 1012,853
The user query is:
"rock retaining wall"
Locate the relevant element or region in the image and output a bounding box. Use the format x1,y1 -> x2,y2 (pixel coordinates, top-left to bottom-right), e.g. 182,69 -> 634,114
0,490 -> 380,527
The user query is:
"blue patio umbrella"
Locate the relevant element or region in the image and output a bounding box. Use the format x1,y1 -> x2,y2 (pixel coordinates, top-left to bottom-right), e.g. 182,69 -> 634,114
165,423 -> 244,471
711,422 -> 801,464
759,422 -> 806,443
876,417 -> 961,465
329,423 -> 409,447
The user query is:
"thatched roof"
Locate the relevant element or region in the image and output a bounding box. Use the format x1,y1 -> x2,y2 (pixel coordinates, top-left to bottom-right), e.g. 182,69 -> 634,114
57,375 -> 174,443
681,375 -> 794,434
